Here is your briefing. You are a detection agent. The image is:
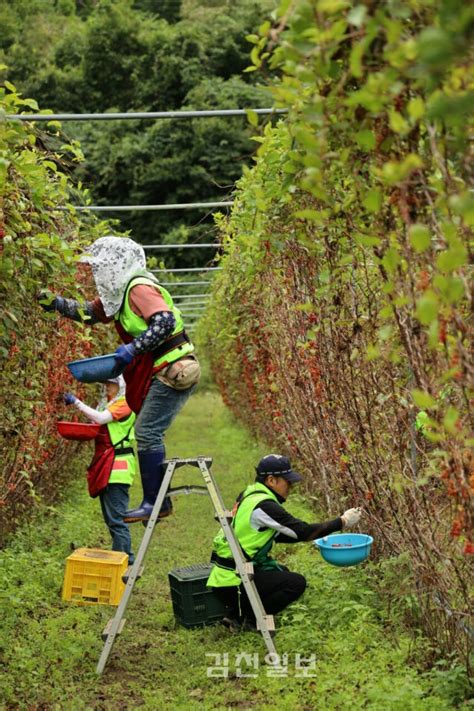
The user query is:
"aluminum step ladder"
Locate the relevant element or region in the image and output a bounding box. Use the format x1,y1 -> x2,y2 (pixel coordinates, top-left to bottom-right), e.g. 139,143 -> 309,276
96,456 -> 277,674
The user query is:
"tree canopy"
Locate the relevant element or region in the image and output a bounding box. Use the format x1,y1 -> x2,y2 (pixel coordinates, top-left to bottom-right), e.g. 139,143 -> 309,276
0,0 -> 278,264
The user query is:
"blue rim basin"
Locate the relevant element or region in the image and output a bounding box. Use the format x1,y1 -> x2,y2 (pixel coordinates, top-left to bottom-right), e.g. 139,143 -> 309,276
67,354 -> 124,383
314,533 -> 373,567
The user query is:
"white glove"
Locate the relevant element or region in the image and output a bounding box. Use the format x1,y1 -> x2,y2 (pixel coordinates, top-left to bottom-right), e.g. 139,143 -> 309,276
341,507 -> 361,527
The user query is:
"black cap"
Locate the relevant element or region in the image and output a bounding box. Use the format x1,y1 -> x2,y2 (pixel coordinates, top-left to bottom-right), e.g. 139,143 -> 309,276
255,454 -> 302,483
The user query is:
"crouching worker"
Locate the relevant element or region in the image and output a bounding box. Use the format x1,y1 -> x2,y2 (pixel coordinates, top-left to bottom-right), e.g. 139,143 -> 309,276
207,454 -> 362,629
63,375 -> 136,563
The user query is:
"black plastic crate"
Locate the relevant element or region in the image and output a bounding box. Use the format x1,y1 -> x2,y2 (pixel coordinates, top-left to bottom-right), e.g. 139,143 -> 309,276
168,563 -> 227,628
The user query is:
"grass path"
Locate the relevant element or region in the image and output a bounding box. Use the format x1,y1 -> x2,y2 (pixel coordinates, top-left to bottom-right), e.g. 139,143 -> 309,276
0,392 -> 458,710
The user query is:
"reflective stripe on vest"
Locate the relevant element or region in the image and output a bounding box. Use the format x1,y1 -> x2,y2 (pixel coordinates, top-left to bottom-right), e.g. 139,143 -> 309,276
115,276 -> 194,370
207,483 -> 280,588
107,407 -> 136,486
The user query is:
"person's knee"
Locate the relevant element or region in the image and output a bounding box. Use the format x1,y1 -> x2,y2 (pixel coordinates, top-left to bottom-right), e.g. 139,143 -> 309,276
135,424 -> 163,451
289,572 -> 307,599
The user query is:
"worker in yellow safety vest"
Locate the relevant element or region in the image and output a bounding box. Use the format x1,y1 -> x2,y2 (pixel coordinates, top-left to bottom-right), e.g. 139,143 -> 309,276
40,236 -> 200,524
207,454 -> 362,629
64,376 -> 137,561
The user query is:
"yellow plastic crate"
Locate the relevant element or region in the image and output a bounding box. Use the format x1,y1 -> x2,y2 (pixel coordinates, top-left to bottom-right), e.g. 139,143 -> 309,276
62,548 -> 128,606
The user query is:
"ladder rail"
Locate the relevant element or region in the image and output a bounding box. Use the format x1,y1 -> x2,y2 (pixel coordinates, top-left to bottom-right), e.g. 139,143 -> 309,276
197,459 -> 277,657
96,459 -> 178,674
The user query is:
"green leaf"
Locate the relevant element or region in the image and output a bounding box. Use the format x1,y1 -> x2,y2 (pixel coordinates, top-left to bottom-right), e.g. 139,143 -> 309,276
443,407 -> 459,434
347,5 -> 367,27
362,190 -> 382,213
389,110 -> 409,135
246,109 -> 259,127
294,302 -> 314,312
415,410 -> 429,431
350,41 -> 366,78
436,242 -> 467,272
250,46 -> 261,68
354,233 -> 381,247
365,344 -> 380,361
380,154 -> 423,184
449,193 -> 474,226
382,247 -> 401,273
409,224 -> 431,252
21,98 -> 39,110
407,97 -> 425,120
317,0 -> 350,13
355,130 -> 376,150
378,325 -> 393,341
412,389 -> 438,410
433,275 -> 465,304
294,209 -> 327,223
415,290 -> 439,325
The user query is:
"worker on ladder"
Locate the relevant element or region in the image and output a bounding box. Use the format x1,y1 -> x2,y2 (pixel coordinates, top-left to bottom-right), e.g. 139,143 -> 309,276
39,236 -> 200,523
207,454 -> 362,629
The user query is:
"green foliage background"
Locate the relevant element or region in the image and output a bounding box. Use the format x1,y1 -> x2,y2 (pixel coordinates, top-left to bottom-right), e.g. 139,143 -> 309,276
1,0 -> 472,681
0,82 -> 111,542
0,0 -> 278,267
1,392 -> 470,708
199,0 -> 473,659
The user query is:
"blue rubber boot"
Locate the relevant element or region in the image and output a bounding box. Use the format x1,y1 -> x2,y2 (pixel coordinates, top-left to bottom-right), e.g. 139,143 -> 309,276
124,450 -> 173,523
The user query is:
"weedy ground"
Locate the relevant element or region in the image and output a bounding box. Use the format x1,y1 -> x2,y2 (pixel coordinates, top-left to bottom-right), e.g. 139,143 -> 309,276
0,392 -> 471,710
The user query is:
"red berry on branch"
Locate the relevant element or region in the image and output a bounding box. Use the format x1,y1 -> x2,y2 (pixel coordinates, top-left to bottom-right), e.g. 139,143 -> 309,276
450,520 -> 462,537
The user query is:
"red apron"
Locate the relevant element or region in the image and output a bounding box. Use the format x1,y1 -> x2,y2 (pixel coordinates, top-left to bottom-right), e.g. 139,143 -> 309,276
114,322 -> 164,415
87,425 -> 115,498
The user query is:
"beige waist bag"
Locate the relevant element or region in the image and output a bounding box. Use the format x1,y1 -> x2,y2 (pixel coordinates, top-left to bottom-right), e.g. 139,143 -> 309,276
157,355 -> 201,390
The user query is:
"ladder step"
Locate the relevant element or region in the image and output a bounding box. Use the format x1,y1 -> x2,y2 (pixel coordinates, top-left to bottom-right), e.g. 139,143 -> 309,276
257,615 -> 275,637
165,457 -> 212,469
214,509 -> 233,523
122,565 -> 144,584
168,485 -> 208,496
243,562 -> 255,580
102,617 -> 126,641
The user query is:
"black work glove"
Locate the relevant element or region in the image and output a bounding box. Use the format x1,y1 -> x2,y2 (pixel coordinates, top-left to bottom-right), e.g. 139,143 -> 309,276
38,290 -> 59,312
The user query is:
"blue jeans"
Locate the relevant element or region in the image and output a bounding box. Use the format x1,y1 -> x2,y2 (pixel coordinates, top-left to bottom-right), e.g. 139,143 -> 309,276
99,483 -> 134,563
134,377 -> 196,452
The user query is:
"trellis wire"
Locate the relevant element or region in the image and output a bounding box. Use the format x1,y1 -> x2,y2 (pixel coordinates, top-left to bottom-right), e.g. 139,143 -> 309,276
158,280 -> 211,286
151,267 -> 222,273
144,243 -> 220,249
59,203 -> 232,212
6,108 -> 288,122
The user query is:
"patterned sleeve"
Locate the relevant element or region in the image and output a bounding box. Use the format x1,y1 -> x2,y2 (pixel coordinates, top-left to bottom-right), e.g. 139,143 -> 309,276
54,296 -> 111,324
132,311 -> 176,354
